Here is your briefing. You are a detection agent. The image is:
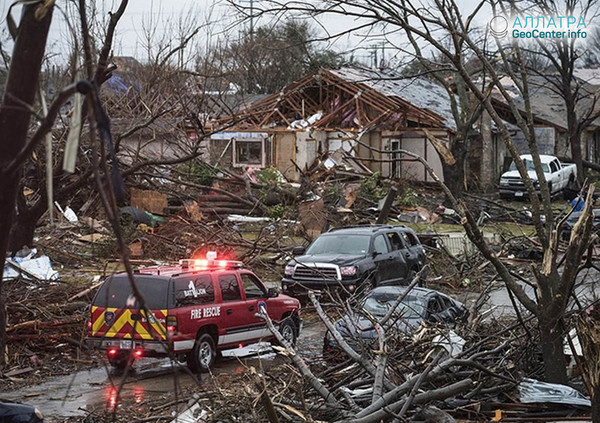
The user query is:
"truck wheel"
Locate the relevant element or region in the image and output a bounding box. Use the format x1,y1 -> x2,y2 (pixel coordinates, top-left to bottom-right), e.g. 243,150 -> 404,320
278,318 -> 297,347
107,350 -> 131,369
548,182 -> 553,196
187,333 -> 217,373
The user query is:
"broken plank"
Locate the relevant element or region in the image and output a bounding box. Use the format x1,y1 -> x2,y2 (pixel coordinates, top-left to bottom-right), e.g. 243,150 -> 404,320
67,280 -> 104,302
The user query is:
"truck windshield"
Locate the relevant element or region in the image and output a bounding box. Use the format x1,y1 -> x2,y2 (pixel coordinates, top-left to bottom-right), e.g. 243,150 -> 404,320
509,159 -> 549,173
306,234 -> 371,255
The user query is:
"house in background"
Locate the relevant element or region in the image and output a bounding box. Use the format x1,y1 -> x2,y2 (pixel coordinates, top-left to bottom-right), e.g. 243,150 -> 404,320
208,67 -> 458,183
488,73 -> 600,172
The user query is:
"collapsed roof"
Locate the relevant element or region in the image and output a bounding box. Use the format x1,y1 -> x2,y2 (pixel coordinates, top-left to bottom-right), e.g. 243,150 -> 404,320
216,67 -> 457,132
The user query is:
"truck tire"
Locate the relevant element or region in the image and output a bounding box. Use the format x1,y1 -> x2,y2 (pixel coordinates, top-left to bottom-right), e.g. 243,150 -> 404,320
277,318 -> 297,347
548,182 -> 553,196
187,333 -> 217,373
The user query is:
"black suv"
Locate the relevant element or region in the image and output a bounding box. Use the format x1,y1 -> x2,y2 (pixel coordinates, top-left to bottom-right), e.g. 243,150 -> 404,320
281,225 -> 426,296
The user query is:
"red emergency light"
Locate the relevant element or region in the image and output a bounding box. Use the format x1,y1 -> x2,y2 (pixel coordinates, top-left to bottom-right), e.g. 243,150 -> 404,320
180,251 -> 243,270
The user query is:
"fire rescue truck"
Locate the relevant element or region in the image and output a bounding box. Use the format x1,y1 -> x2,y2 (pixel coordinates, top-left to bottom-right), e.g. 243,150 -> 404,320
86,252 -> 302,373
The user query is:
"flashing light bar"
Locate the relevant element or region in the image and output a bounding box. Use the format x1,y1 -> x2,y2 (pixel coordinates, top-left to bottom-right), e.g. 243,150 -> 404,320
180,251 -> 243,270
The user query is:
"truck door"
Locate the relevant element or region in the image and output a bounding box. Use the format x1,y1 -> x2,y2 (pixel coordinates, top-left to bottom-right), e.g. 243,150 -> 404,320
240,272 -> 271,341
385,231 -> 409,284
173,275 -> 216,352
371,234 -> 396,283
216,273 -> 249,347
400,231 -> 426,272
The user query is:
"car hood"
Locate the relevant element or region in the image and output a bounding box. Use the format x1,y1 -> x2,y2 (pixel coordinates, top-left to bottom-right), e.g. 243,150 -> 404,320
290,254 -> 366,266
501,170 -> 545,180
333,313 -> 421,340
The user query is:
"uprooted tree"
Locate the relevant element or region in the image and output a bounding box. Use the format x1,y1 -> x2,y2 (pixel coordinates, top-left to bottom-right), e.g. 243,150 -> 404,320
246,0 -> 599,385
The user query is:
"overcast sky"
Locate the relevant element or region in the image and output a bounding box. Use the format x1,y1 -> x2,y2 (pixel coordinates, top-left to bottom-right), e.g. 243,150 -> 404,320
0,0 -> 492,67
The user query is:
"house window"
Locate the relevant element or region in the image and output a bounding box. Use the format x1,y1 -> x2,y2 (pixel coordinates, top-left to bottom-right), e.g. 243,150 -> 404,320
233,138 -> 265,167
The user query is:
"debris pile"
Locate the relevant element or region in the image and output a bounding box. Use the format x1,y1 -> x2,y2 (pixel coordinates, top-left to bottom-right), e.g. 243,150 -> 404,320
2,277 -> 93,383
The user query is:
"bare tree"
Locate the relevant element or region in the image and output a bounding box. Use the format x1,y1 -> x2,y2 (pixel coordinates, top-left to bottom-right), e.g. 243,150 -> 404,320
245,0 -> 598,384
212,18 -> 347,94
503,0 -> 600,184
0,0 -> 225,368
0,1 -> 55,368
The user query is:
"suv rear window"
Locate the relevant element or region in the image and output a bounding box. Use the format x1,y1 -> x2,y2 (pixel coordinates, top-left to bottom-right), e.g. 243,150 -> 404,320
94,275 -> 170,309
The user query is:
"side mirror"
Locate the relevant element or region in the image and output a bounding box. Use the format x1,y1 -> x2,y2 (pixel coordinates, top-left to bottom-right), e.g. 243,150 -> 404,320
292,246 -> 306,256
372,251 -> 381,258
267,287 -> 279,298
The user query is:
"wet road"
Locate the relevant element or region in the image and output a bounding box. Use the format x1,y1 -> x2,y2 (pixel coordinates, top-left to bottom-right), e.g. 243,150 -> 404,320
0,320 -> 326,421
485,266 -> 600,317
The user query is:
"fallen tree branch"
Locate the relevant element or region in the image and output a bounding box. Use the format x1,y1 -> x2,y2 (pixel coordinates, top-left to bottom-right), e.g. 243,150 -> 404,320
309,291 -> 395,392
342,379 -> 473,423
255,310 -> 343,412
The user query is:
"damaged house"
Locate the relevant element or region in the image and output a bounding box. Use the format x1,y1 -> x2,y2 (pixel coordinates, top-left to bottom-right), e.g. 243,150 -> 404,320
209,66 -> 600,190
489,73 -> 600,173
208,67 -> 458,183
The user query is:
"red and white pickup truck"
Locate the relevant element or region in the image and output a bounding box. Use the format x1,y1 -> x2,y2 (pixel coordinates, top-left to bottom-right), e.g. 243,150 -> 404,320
499,154 -> 577,199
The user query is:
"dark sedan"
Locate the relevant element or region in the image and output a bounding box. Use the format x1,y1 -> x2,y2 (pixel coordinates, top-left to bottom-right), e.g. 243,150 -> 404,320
323,286 -> 467,356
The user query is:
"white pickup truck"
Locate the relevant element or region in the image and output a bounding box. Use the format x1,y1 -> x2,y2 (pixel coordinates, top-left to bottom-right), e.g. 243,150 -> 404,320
499,154 -> 577,199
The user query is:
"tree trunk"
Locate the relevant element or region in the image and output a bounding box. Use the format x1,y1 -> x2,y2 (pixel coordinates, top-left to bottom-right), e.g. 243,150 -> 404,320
565,93 -> 584,184
592,384 -> 600,423
8,211 -> 38,253
442,139 -> 468,202
7,191 -> 39,252
442,161 -> 464,201
0,3 -> 54,367
539,318 -> 568,384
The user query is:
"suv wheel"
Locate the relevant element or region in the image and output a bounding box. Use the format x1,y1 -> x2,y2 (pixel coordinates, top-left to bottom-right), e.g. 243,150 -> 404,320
278,318 -> 297,347
187,333 -> 217,373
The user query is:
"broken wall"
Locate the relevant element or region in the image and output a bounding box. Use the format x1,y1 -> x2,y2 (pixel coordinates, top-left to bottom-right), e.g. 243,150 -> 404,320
275,132 -> 297,181
380,131 -> 445,183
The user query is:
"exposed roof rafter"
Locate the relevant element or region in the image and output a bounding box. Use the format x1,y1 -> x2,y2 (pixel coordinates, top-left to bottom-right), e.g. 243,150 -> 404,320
215,68 -> 454,132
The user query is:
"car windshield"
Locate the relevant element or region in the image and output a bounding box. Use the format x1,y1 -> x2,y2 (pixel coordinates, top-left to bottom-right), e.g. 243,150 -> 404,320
509,159 -> 550,173
306,234 -> 371,255
362,292 -> 425,319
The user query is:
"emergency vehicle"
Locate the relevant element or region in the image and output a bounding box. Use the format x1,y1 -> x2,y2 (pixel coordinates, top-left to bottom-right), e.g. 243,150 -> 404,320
86,252 -> 302,373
